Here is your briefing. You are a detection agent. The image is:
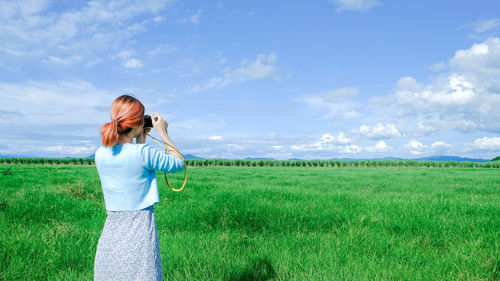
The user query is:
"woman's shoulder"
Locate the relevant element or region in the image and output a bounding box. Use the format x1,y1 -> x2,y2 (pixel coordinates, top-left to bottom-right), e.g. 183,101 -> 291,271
133,143 -> 168,161
132,143 -> 149,151
95,145 -> 104,155
133,143 -> 154,156
96,144 -> 145,163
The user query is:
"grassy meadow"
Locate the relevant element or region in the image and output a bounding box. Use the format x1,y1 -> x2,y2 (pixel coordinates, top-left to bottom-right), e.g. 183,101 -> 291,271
0,164 -> 499,280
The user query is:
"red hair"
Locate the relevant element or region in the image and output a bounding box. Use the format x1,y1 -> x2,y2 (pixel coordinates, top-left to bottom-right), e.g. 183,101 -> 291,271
100,94 -> 145,147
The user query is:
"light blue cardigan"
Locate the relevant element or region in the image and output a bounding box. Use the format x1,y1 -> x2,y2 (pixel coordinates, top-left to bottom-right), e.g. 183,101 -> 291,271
95,143 -> 185,211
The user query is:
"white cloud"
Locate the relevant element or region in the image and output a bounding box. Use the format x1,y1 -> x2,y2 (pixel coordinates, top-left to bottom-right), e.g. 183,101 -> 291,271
297,96 -> 358,119
473,137 -> 500,150
124,58 -> 143,68
114,50 -> 145,68
365,141 -> 390,153
405,140 -> 424,150
0,79 -> 119,157
318,132 -> 351,145
185,53 -> 278,93
454,43 -> 489,58
189,9 -> 202,24
186,77 -> 224,93
147,44 -> 177,57
416,117 -> 478,135
227,143 -> 244,151
115,50 -> 134,60
394,74 -> 476,109
229,53 -> 277,81
394,76 -> 422,92
285,132 -> 396,156
353,123 -> 402,139
296,87 -> 360,119
45,55 -> 83,65
473,18 -> 500,33
169,115 -> 226,132
323,87 -> 359,102
461,18 -> 500,39
339,144 -> 362,154
45,144 -> 97,155
0,80 -> 114,125
178,9 -> 203,24
329,0 -> 381,12
427,62 -> 447,72
174,133 -> 305,160
431,141 -> 451,148
450,38 -> 500,85
0,0 -> 173,64
332,132 -> 352,144
208,135 -> 222,140
291,132 -> 351,151
448,39 -> 500,88
0,139 -> 98,157
404,140 -> 424,155
402,140 -> 453,156
372,37 -> 500,135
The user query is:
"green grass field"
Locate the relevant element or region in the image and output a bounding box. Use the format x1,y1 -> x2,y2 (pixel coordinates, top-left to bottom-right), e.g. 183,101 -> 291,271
0,164 -> 499,280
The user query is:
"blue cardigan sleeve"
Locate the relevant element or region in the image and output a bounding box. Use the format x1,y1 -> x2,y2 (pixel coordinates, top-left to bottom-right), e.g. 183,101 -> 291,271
137,144 -> 185,173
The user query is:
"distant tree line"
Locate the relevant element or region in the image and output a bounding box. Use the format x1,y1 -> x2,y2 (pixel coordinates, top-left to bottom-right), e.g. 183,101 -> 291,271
0,158 -> 95,165
1,158 -> 499,168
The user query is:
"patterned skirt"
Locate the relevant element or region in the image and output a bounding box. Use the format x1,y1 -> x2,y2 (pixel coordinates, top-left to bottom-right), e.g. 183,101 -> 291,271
94,205 -> 163,281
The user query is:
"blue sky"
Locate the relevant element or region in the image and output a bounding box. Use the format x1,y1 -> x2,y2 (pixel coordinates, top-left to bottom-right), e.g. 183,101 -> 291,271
1,0 -> 499,159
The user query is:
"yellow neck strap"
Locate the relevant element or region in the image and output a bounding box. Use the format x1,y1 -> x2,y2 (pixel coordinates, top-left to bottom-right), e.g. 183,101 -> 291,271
146,132 -> 187,192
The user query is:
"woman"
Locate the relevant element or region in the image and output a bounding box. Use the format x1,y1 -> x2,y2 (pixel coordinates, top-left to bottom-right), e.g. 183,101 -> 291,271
94,94 -> 184,280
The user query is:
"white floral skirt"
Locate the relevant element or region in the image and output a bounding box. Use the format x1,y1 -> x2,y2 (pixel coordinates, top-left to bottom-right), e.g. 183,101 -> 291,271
94,205 -> 163,281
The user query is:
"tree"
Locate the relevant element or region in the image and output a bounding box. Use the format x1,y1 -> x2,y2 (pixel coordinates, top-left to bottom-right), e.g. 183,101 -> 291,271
492,156 -> 500,161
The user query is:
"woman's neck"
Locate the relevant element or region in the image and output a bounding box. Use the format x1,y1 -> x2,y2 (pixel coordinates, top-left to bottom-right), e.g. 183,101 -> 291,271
116,134 -> 133,145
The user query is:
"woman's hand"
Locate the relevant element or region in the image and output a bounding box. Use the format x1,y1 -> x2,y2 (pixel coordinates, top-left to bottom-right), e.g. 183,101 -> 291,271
151,112 -> 168,134
136,127 -> 151,144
